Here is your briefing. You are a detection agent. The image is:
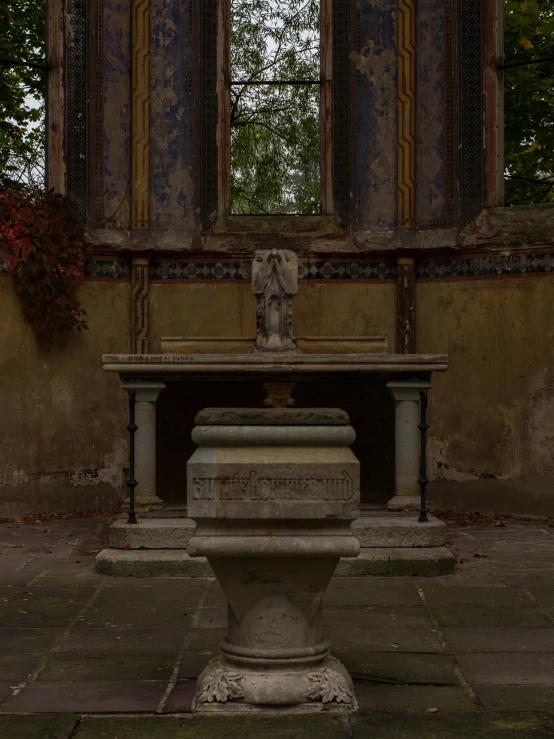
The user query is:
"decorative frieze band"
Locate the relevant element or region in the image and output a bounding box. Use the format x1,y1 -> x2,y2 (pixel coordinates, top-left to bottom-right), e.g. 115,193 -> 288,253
37,250 -> 552,284
130,258 -> 150,353
397,0 -> 416,228
131,0 -> 150,229
417,251 -> 554,280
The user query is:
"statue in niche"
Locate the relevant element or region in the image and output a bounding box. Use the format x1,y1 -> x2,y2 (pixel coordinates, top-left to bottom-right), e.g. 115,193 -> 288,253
252,249 -> 298,353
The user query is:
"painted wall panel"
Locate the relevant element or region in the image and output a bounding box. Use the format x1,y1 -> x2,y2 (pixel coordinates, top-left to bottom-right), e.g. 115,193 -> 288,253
354,0 -> 397,231
416,0 -> 446,227
150,0 -> 195,228
103,0 -> 131,228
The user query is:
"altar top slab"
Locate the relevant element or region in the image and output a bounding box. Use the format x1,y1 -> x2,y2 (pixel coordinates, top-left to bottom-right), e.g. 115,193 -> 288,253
102,353 -> 448,382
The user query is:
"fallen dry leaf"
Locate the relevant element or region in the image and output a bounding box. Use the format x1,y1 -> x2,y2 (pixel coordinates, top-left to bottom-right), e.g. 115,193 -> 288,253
473,553 -> 487,558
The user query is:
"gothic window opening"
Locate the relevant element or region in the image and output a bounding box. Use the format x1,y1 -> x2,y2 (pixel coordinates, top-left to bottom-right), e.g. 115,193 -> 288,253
229,0 -> 323,215
502,0 -> 554,206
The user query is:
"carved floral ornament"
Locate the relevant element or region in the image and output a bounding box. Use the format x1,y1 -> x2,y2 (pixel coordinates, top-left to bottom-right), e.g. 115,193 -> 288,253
196,665 -> 354,705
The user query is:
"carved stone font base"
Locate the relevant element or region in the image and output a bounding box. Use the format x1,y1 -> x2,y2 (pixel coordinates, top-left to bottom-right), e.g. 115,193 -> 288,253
194,654 -> 357,713
187,408 -> 361,712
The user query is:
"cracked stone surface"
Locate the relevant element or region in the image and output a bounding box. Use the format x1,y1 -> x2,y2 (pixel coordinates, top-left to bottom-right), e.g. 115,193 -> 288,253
0,514 -> 552,734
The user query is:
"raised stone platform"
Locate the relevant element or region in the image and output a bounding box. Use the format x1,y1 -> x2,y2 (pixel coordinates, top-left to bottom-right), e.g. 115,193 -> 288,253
96,513 -> 454,577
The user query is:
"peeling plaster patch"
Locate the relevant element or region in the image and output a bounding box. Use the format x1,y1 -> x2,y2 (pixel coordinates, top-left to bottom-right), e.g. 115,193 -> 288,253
416,0 -> 446,225
527,378 -> 554,477
428,438 -> 510,483
103,0 -> 131,228
354,0 -> 397,231
150,0 -> 194,228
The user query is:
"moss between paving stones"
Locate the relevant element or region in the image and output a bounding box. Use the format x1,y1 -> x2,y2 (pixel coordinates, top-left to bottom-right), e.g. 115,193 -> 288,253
75,714 -> 346,739
351,712 -> 554,737
0,714 -> 78,739
60,713 -> 554,739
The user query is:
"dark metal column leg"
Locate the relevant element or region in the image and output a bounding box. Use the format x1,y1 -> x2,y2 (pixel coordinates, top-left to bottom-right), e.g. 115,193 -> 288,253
418,389 -> 429,523
126,389 -> 138,524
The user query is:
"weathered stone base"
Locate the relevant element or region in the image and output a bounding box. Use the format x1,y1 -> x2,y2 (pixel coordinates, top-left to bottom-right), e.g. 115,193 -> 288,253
95,549 -> 213,577
387,495 -> 421,512
95,546 -> 454,577
108,512 -> 447,549
335,547 -> 455,577
193,655 -> 357,713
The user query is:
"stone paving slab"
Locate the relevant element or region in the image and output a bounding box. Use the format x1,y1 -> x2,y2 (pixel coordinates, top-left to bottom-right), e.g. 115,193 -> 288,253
0,714 -> 78,739
442,627 -> 554,652
322,605 -> 433,629
0,514 -> 554,726
456,654 -> 554,686
2,682 -> 167,713
350,713 -> 554,738
64,713 -> 554,739
476,686 -> 554,712
53,626 -> 188,653
429,604 -> 552,627
354,684 -> 479,712
75,715 -> 347,739
325,625 -> 444,652
324,577 -> 421,606
0,628 -> 62,653
334,651 -> 461,685
36,652 -> 176,682
75,605 -> 192,629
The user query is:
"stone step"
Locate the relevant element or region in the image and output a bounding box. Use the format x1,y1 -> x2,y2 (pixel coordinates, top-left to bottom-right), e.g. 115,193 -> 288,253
108,513 -> 446,550
95,546 -> 454,578
109,517 -> 196,550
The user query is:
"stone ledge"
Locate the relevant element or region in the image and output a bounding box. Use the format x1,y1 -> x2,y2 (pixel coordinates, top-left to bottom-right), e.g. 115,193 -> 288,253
108,513 -> 446,550
109,518 -> 196,550
351,514 -> 446,548
335,547 -> 455,577
95,546 -> 454,578
95,549 -> 214,578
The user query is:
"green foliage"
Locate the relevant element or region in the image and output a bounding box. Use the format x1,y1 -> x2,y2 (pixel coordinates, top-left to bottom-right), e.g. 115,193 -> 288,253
0,187 -> 89,333
0,0 -> 46,186
230,0 -> 321,214
504,0 -> 554,205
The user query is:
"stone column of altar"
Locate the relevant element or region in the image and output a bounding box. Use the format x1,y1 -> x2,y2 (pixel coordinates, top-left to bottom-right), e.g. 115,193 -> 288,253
387,381 -> 431,511
121,382 -> 165,510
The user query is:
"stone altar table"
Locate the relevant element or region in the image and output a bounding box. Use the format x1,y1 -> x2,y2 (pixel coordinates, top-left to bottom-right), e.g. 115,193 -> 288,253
187,407 -> 360,712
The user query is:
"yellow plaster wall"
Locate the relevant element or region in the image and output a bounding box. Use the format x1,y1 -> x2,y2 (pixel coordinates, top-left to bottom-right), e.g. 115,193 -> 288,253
149,282 -> 397,350
418,276 -> 554,515
0,278 -> 130,515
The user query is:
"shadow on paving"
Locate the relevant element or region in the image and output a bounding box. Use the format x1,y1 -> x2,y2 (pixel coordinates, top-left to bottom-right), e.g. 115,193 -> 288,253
1,712 -> 552,739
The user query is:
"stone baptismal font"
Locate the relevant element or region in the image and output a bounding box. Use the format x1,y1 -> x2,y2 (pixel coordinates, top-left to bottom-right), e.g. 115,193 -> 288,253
187,407 -> 360,712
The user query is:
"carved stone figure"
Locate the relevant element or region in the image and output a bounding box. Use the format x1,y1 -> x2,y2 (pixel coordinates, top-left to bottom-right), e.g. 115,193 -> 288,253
252,249 -> 298,352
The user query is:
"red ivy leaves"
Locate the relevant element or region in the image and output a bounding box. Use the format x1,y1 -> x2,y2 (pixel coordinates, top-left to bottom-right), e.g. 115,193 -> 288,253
0,187 -> 89,333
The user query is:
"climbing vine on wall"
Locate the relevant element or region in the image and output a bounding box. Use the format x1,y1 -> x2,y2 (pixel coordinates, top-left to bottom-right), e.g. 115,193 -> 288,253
0,187 -> 89,333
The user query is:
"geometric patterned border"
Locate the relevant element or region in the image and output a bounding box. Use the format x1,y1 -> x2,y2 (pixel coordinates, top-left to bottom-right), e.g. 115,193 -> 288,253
84,258 -> 131,280
418,251 -> 554,280
149,259 -> 398,282
3,252 -> 552,282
